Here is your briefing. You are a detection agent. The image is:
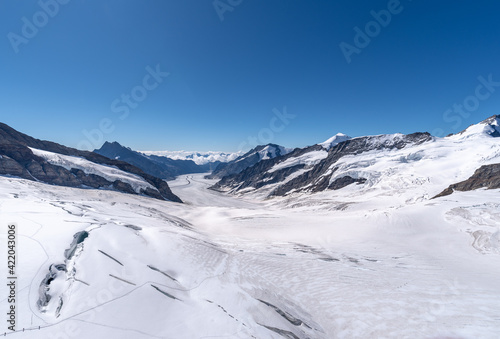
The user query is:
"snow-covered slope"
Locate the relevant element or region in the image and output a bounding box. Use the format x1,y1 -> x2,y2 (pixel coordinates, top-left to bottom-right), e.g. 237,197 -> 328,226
30,147 -> 156,194
448,114 -> 500,140
269,150 -> 328,173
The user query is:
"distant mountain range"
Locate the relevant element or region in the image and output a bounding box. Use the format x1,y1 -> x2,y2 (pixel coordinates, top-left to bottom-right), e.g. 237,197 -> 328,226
140,150 -> 242,165
94,141 -> 220,180
0,123 -> 182,202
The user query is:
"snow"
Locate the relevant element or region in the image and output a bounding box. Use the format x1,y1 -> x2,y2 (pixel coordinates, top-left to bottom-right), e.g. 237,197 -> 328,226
29,147 -> 156,194
319,133 -> 351,150
319,132 -> 500,202
447,115 -> 500,140
139,150 -> 243,165
1,170 -> 500,338
234,145 -> 292,164
269,150 -> 328,173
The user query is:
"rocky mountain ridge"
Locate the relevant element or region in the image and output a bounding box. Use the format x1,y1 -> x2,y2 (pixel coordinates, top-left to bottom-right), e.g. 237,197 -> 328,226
0,123 -> 182,203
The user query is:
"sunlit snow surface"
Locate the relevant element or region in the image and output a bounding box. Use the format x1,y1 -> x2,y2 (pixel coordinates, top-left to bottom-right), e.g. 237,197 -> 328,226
1,131 -> 500,338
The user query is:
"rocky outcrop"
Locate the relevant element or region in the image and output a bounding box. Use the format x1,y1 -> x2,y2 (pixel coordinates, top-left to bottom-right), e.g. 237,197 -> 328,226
0,123 -> 182,202
434,163 -> 500,198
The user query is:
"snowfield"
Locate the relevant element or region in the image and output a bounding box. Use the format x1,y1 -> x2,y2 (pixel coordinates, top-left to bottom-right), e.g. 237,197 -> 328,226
269,150 -> 328,173
1,168 -> 500,338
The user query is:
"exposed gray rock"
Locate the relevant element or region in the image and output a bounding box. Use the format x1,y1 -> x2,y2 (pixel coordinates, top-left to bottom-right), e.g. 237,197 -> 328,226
434,163 -> 500,198
328,176 -> 367,190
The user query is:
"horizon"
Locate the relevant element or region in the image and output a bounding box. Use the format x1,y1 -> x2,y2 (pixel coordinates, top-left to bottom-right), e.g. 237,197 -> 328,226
1,1 -> 500,152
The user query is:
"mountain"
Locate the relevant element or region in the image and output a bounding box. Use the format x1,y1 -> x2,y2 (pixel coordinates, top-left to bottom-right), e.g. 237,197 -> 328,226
0,123 -> 182,202
206,144 -> 292,179
94,141 -> 216,180
318,132 -> 351,150
211,115 -> 500,200
140,150 -> 242,165
211,132 -> 432,195
448,114 -> 500,139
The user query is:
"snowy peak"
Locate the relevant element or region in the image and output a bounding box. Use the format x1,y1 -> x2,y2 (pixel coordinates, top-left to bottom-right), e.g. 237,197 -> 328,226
449,114 -> 500,140
252,144 -> 292,161
319,133 -> 351,150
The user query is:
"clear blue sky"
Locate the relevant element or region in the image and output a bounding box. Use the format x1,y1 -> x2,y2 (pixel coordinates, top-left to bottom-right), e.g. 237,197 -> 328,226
1,0 -> 500,152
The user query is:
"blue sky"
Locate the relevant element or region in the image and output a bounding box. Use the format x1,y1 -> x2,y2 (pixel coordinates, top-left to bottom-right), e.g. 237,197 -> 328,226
1,0 -> 500,152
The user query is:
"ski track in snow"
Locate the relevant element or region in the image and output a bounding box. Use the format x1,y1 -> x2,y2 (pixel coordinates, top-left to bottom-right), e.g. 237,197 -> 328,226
0,173 -> 499,338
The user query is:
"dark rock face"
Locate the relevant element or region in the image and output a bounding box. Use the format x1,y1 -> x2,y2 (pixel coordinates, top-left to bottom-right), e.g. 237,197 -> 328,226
0,154 -> 31,179
328,176 -> 367,190
94,141 -> 215,180
0,123 -> 182,203
207,144 -> 289,179
213,133 -> 433,197
70,169 -> 112,188
434,163 -> 500,198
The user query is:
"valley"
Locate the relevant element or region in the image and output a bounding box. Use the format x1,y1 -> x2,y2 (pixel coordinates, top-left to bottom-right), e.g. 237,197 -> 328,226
1,172 -> 499,338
